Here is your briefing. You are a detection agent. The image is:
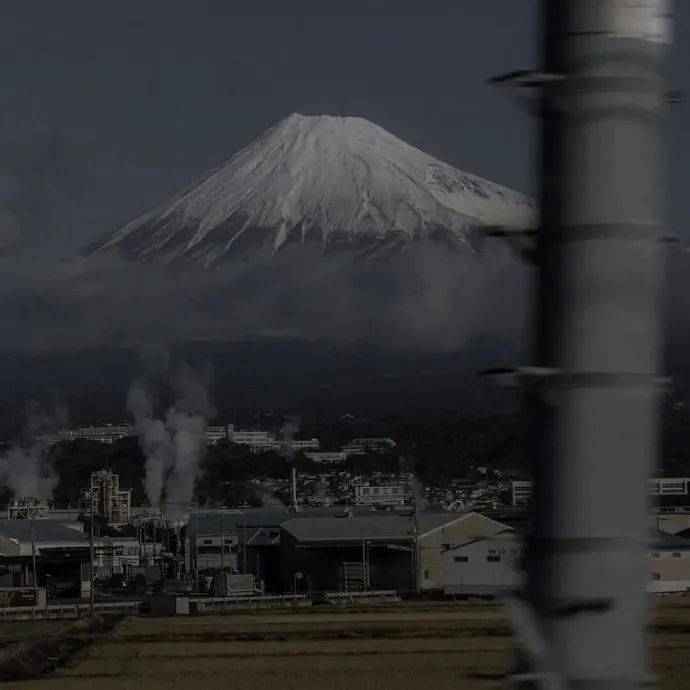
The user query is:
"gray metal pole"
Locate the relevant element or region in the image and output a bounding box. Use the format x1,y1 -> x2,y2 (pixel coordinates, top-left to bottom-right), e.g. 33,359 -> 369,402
29,519 -> 37,591
220,511 -> 225,571
528,1 -> 671,687
89,498 -> 95,615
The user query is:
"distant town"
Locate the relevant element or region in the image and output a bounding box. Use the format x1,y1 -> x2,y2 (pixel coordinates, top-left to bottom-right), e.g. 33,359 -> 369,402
0,420 -> 688,609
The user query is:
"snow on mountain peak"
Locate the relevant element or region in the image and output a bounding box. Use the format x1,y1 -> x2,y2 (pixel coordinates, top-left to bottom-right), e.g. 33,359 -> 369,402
93,113 -> 536,267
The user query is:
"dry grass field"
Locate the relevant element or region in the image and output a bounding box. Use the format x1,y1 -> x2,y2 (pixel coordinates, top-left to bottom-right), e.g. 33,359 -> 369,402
2,599 -> 690,689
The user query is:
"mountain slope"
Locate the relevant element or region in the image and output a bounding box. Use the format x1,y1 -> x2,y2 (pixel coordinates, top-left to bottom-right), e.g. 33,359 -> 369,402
92,114 -> 535,267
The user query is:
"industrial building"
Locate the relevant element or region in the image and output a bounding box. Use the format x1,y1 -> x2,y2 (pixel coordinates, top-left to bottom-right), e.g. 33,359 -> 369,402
0,519 -> 89,593
511,480 -> 533,507
649,531 -> 690,594
80,470 -> 132,525
305,451 -> 348,464
7,497 -> 49,520
344,437 -> 396,454
442,531 -> 524,596
56,424 -> 135,444
279,511 -> 511,593
185,509 -> 284,590
354,484 -> 406,507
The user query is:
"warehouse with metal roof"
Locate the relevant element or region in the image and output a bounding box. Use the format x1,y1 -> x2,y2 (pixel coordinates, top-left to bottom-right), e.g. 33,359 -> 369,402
279,511 -> 511,593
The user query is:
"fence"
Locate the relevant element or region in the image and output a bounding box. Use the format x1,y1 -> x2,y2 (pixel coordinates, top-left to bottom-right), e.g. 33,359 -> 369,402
0,600 -> 142,620
190,593 -> 311,613
325,590 -> 400,605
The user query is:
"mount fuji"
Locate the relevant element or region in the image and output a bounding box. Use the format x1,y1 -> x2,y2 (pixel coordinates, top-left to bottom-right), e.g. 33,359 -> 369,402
91,114 -> 535,267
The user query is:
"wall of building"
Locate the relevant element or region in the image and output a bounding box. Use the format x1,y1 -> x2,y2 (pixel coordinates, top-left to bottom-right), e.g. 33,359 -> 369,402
442,535 -> 524,595
279,532 -> 414,593
417,513 -> 511,591
649,549 -> 690,592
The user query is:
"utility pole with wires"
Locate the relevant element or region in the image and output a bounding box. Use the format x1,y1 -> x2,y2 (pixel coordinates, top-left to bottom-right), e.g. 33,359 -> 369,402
241,502 -> 249,574
220,510 -> 225,571
89,495 -> 95,616
491,1 -> 673,687
29,519 -> 37,591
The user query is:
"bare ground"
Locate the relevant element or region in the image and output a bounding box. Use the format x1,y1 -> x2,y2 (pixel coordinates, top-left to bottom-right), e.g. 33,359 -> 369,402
2,599 -> 690,689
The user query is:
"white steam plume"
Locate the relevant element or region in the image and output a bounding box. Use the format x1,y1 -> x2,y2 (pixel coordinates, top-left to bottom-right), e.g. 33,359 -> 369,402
127,379 -> 173,506
127,356 -> 214,518
278,416 -> 300,461
0,399 -> 68,501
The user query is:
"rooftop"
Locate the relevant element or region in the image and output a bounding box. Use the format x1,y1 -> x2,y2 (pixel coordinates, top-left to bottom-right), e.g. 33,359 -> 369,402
0,520 -> 86,544
281,511 -> 508,543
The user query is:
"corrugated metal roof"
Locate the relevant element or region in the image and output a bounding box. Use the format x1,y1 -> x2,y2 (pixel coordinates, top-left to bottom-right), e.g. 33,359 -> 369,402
651,529 -> 690,550
0,520 -> 87,544
281,512 -> 482,542
186,506 -> 420,537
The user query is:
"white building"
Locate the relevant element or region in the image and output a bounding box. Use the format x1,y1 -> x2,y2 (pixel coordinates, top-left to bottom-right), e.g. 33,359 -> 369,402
511,481 -> 533,507
228,428 -> 281,453
442,532 -> 525,595
648,478 -> 690,496
354,484 -> 406,507
57,425 -> 135,445
204,425 -> 228,445
305,452 -> 348,464
291,439 -> 320,451
345,438 -> 396,454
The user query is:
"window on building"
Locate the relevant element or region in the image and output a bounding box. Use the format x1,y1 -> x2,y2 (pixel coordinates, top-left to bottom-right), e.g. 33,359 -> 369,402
487,555 -> 500,562
454,556 -> 469,563
424,569 -> 430,580
224,538 -> 233,544
652,573 -> 661,581
203,539 -> 213,545
651,552 -> 660,558
673,552 -> 682,558
442,543 -> 451,550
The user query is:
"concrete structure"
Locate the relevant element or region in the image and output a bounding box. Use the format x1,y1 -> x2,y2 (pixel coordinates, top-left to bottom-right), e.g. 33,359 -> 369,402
305,451 -> 348,464
648,477 -> 690,509
228,428 -> 276,450
345,438 -> 396,454
291,439 -> 320,451
80,470 -> 132,524
204,425 -> 228,445
649,531 -> 690,594
93,537 -> 155,578
354,484 -> 405,507
57,425 -> 134,444
193,533 -> 240,572
279,511 -> 511,593
510,480 -> 533,507
442,531 -> 524,596
649,478 -> 690,496
186,510 -> 283,589
7,497 -> 49,520
0,520 -> 89,593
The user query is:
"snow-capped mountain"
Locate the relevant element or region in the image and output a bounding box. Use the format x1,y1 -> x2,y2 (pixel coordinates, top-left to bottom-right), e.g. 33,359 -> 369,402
92,114 -> 535,266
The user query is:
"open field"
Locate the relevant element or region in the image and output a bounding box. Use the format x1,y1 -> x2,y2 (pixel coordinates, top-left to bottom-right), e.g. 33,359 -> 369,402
3,599 -> 690,689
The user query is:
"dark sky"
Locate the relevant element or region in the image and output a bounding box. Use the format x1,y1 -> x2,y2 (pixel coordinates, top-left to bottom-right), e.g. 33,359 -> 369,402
1,1 -> 688,254
0,0 -> 538,256
0,1 -> 687,353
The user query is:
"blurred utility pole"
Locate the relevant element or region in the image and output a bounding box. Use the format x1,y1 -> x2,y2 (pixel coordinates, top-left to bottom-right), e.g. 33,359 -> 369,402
89,498 -> 95,616
522,1 -> 673,687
